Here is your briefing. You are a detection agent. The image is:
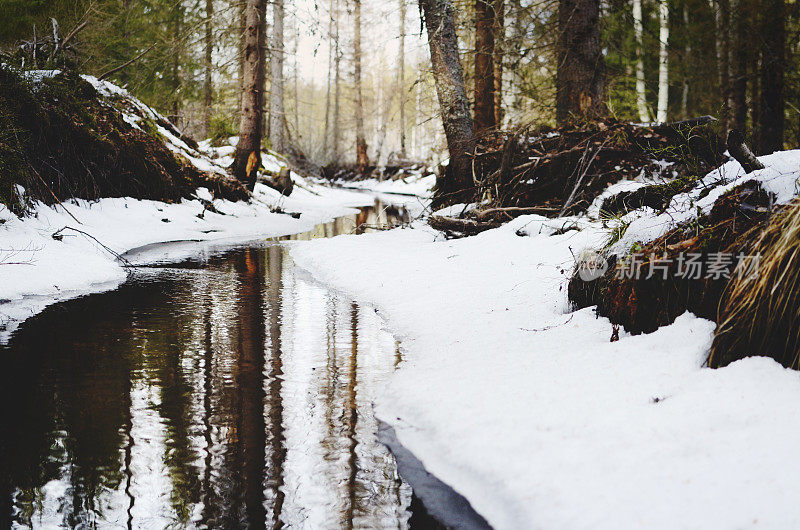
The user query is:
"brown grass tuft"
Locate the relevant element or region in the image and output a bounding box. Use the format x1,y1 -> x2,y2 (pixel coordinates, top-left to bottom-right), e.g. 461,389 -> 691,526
709,199 -> 800,369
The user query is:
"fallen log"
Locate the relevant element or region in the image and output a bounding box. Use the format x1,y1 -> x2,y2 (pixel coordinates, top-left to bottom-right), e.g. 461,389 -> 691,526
428,215 -> 500,236
727,129 -> 765,174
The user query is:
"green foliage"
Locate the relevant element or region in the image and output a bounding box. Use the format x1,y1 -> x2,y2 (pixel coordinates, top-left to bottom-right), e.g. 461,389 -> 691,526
208,113 -> 238,146
602,0 -> 719,123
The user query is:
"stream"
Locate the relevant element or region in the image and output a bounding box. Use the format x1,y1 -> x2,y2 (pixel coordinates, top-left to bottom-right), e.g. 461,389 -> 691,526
0,201 -> 446,528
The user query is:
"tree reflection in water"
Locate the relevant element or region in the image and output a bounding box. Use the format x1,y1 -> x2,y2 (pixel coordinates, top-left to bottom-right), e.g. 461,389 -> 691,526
0,204 -> 424,528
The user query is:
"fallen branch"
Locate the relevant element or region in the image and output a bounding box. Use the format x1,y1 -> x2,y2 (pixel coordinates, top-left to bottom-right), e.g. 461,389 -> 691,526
727,129 -> 765,174
560,138 -> 609,216
60,20 -> 89,50
474,206 -> 559,222
52,226 -> 131,267
651,115 -> 717,134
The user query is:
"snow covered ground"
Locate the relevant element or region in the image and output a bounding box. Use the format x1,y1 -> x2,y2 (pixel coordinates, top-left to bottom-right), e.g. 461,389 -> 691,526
290,152 -> 800,528
335,173 -> 437,199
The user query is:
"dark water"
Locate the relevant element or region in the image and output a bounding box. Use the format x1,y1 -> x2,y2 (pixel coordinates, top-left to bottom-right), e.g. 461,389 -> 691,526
0,203 -> 440,528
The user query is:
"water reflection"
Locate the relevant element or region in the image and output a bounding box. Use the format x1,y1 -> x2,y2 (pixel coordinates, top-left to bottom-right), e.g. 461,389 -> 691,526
0,204 -> 419,528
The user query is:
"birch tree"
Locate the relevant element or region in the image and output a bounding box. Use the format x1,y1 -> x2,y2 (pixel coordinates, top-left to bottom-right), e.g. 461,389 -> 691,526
633,0 -> 649,122
656,0 -> 669,123
332,0 -> 342,163
398,0 -> 406,157
323,0 -> 334,159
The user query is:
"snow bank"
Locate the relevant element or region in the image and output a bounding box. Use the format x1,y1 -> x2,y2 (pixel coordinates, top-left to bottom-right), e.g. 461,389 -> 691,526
0,182 -> 376,341
290,212 -> 800,528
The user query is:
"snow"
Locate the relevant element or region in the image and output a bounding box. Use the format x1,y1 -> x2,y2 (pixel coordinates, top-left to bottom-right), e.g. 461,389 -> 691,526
336,173 -> 436,199
8,70 -> 800,527
290,153 -> 800,527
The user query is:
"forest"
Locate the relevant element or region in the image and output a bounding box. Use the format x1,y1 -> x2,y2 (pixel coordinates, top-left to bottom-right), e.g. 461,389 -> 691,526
1,0 -> 796,174
2,0 -> 800,528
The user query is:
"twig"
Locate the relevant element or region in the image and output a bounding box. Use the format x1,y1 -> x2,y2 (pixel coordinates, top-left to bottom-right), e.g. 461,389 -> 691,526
559,138 -> 609,216
98,44 -> 156,81
24,159 -> 83,225
60,20 -> 89,50
474,206 -> 559,221
52,226 -> 132,267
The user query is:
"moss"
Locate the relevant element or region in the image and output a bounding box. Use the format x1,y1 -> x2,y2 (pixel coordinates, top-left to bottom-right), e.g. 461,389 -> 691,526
138,116 -> 165,142
0,65 -> 248,212
601,174 -> 701,217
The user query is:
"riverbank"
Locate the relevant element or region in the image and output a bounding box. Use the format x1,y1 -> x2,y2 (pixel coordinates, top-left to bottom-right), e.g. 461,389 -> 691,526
290,180 -> 800,527
0,179 -> 407,342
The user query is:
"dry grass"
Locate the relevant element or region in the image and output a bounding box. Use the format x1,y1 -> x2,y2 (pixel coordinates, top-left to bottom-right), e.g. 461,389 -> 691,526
709,199 -> 800,369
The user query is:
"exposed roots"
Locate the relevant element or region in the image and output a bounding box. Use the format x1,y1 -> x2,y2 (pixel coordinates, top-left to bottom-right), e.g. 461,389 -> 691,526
568,180 -> 774,334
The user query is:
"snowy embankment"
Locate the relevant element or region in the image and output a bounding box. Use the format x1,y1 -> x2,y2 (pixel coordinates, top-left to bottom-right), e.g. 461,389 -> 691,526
0,73 -> 431,340
290,151 -> 800,528
0,181 -> 375,339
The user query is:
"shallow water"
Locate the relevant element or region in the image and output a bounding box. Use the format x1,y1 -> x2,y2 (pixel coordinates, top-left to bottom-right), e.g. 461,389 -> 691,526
0,203 -> 440,528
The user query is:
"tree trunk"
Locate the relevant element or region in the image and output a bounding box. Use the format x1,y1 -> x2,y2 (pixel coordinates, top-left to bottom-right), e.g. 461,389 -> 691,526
681,4 -> 690,119
398,0 -> 407,157
633,0 -> 649,122
474,0 -> 497,133
269,0 -> 285,153
493,0 -> 504,127
169,3 -> 184,125
292,21 -> 299,139
712,0 -> 731,129
238,0 -> 246,116
353,0 -> 370,168
556,0 -> 605,125
656,0 -> 669,123
232,0 -> 267,189
758,0 -> 784,154
375,90 -> 395,166
323,0 -> 334,159
203,0 -> 213,138
419,0 -> 476,202
332,0 -> 342,164
730,0 -> 748,132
